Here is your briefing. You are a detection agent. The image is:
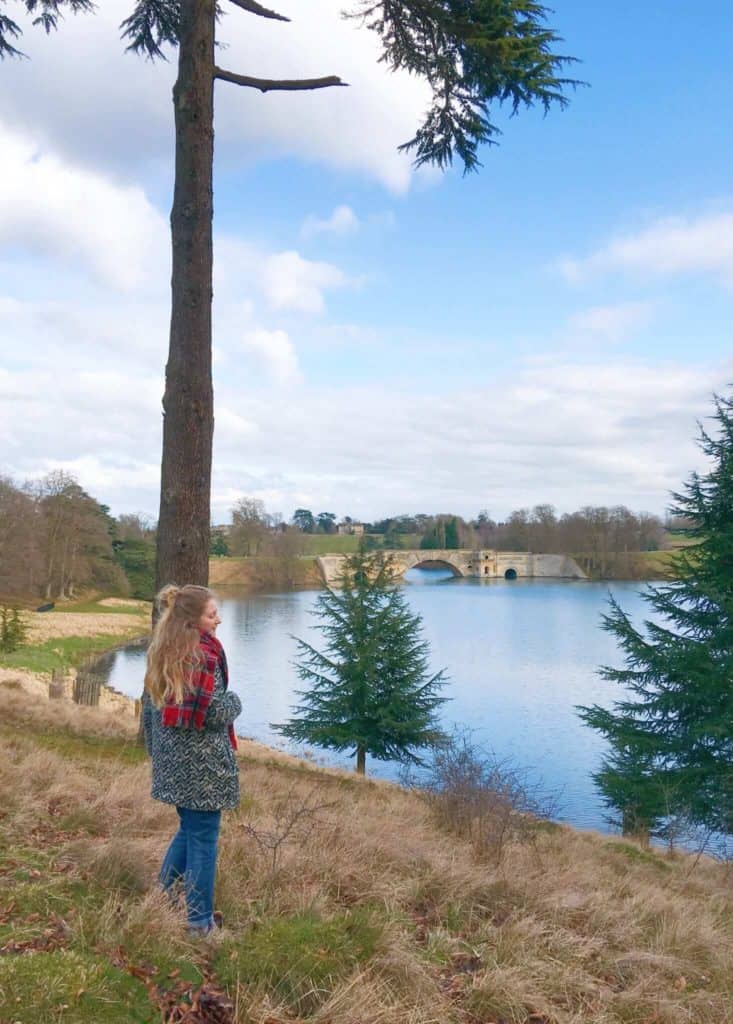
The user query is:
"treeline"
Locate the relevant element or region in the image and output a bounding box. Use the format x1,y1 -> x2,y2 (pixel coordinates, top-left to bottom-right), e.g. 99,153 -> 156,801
0,473 -> 155,603
366,505 -> 665,561
209,499 -> 312,590
0,474 -> 672,604
473,505 -> 665,569
219,498 -> 305,561
223,501 -> 668,570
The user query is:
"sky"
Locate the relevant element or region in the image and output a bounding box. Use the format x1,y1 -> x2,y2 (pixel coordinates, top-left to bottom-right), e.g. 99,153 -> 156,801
1,0 -> 732,525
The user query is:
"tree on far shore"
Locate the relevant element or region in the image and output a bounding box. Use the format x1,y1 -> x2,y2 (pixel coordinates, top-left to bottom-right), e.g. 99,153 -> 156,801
578,393 -> 733,843
274,548 -> 448,774
1,1 -> 580,596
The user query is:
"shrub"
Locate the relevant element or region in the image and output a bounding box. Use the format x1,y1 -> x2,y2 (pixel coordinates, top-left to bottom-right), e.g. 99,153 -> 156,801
412,732 -> 558,862
0,605 -> 27,653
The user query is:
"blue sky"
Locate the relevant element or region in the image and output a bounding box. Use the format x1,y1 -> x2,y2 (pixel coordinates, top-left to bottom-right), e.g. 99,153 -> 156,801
1,0 -> 731,523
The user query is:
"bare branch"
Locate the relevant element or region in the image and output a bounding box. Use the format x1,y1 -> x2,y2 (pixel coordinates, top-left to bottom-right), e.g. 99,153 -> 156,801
226,0 -> 290,23
215,66 -> 347,92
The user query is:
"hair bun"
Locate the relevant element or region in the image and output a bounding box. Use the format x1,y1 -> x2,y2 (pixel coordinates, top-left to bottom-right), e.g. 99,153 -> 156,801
157,584 -> 180,610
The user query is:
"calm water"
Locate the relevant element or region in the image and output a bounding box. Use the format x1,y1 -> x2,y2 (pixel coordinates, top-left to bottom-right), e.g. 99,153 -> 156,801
97,571 -> 653,834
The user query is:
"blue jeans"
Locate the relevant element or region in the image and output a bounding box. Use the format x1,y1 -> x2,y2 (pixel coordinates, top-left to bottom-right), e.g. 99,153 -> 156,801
159,806 -> 221,930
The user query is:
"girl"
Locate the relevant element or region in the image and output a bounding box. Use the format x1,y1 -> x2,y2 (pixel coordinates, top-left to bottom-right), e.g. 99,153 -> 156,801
142,584 -> 241,934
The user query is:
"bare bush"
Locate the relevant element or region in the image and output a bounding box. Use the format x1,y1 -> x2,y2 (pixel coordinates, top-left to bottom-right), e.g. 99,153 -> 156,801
241,786 -> 338,892
408,733 -> 559,862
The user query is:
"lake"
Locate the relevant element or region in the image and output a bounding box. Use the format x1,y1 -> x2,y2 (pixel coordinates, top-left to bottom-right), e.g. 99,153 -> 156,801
96,570 -> 652,834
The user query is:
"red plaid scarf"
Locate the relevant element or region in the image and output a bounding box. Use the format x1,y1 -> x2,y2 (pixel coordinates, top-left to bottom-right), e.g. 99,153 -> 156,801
161,631 -> 237,750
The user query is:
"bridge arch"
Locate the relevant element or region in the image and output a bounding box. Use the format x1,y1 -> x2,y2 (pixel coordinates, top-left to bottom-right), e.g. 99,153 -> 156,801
391,551 -> 466,578
315,549 -> 587,586
404,557 -> 462,578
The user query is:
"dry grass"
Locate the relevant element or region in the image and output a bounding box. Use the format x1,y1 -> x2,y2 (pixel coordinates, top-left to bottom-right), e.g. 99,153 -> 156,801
1,693 -> 732,1023
23,608 -> 148,644
96,598 -> 151,609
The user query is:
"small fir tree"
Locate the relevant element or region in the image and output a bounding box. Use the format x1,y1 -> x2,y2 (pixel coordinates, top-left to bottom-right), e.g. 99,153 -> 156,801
0,607 -> 28,653
579,393 -> 733,839
274,549 -> 448,774
209,529 -> 230,557
444,517 -> 460,549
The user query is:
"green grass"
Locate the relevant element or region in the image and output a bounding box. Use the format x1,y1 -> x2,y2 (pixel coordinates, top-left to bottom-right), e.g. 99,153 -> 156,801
603,840 -> 672,871
0,728 -> 201,1024
664,531 -> 697,549
300,534 -> 425,556
635,549 -> 677,577
0,633 -> 145,675
4,725 -> 148,767
390,533 -> 423,549
0,714 -> 145,764
300,534 -> 362,555
0,852 -> 103,949
0,950 -> 157,1023
56,600 -> 150,615
0,828 -> 153,1022
214,908 -> 382,1014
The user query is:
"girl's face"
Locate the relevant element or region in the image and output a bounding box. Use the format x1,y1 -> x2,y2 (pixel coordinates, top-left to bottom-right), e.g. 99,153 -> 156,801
198,598 -> 221,635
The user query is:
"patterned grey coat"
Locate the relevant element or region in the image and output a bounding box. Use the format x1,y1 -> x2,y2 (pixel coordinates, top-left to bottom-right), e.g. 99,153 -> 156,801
143,662 -> 242,811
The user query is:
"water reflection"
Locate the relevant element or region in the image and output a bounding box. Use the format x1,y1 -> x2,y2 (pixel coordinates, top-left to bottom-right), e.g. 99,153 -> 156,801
97,571 -> 651,834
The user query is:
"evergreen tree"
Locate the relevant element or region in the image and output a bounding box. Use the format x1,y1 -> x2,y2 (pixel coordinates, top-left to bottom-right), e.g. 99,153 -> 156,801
579,394 -> 733,840
209,529 -> 230,557
274,549 -> 448,774
292,509 -> 316,534
420,520 -> 446,550
0,607 -> 27,654
444,517 -> 460,549
113,538 -> 156,600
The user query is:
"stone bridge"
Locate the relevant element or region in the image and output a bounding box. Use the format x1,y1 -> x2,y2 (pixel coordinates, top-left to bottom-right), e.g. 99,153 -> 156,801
316,549 -> 586,587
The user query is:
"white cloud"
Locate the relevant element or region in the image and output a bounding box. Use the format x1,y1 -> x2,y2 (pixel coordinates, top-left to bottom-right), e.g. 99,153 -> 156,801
560,211 -> 733,286
217,407 -> 259,438
213,238 -> 351,314
242,328 -> 300,383
0,123 -> 167,291
568,301 -> 655,341
1,0 -> 431,192
201,357 -> 726,521
4,328 -> 727,522
260,250 -> 349,313
301,205 -> 360,239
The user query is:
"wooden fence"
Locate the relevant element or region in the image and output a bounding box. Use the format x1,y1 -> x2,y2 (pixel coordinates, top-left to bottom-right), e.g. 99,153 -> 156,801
72,670 -> 103,707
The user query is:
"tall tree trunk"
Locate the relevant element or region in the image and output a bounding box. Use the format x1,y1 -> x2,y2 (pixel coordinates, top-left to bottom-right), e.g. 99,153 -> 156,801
155,0 -> 216,594
356,745 -> 366,775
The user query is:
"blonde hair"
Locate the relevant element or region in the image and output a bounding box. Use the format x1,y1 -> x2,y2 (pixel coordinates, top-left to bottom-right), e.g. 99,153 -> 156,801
144,584 -> 214,706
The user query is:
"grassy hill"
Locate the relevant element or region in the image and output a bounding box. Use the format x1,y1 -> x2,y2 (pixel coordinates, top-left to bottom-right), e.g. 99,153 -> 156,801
0,683 -> 731,1023
299,534 -> 423,555
299,534 -> 362,555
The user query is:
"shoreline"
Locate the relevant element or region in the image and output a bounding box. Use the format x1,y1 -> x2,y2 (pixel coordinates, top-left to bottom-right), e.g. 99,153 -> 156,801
0,597 -> 365,781
0,599 -> 152,716
3,625 -> 726,854
0,659 -> 391,784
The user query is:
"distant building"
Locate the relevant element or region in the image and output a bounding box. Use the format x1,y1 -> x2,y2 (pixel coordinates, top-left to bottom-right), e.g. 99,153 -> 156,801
337,521 -> 365,536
